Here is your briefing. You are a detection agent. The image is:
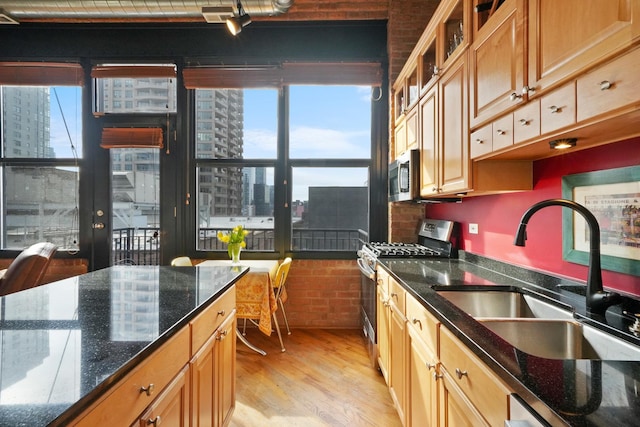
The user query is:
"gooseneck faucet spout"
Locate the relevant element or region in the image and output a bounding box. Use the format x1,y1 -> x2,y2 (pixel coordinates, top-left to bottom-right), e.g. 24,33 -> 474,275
514,198 -> 620,316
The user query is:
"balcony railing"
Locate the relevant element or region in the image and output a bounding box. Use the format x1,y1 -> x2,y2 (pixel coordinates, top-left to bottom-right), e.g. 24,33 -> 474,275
112,227 -> 364,265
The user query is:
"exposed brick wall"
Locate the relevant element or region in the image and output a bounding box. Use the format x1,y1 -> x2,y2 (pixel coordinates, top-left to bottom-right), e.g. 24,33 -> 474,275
274,259 -> 361,329
389,202 -> 425,242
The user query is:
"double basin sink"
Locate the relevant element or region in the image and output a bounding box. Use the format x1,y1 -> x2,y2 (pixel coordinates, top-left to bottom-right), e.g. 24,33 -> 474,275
436,288 -> 640,361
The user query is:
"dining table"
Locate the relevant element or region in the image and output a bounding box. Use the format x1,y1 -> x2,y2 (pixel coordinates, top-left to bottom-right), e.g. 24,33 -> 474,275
198,259 -> 283,355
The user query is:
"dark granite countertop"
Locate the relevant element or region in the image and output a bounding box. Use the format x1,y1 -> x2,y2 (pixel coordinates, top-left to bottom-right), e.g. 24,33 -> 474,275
378,252 -> 640,427
0,265 -> 247,427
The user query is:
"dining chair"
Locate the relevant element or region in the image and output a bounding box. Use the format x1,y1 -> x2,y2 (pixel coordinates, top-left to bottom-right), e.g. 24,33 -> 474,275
171,256 -> 193,266
0,242 -> 57,296
273,257 -> 293,336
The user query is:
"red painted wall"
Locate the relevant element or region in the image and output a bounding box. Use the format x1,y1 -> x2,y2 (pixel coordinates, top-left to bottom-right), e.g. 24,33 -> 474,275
425,137 -> 640,296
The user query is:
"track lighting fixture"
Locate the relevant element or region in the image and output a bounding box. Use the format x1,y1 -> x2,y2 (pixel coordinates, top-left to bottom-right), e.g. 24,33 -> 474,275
226,1 -> 251,36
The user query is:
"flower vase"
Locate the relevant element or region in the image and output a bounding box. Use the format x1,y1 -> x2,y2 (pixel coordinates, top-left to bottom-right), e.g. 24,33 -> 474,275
228,243 -> 242,264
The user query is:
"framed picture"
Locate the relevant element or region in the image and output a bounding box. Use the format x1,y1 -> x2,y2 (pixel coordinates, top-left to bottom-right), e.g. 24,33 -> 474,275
562,165 -> 640,276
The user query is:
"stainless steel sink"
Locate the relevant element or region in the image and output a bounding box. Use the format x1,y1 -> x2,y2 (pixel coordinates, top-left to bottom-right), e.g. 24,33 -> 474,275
479,318 -> 640,360
436,290 -> 573,320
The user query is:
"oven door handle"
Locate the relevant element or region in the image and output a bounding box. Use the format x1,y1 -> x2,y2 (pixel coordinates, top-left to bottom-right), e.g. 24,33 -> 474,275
357,258 -> 376,280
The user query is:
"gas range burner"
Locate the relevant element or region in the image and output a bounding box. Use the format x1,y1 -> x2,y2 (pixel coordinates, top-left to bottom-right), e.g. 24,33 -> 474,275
366,242 -> 442,258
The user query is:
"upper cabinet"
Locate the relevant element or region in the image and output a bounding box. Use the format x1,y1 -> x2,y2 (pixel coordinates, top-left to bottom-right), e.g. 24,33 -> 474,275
469,0 -> 525,128
527,0 -> 640,96
469,0 -> 640,129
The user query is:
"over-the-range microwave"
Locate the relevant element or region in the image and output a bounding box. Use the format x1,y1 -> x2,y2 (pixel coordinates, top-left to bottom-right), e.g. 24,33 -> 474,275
389,149 -> 419,202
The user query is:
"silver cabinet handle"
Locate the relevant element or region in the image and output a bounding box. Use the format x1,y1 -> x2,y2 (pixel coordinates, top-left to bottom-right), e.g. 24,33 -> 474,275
548,105 -> 561,114
140,383 -> 155,396
412,318 -> 422,328
599,80 -> 613,90
217,309 -> 226,316
509,92 -> 522,101
455,368 -> 468,379
426,362 -> 436,371
522,85 -> 535,96
432,372 -> 443,381
147,416 -> 161,425
475,138 -> 484,144
519,118 -> 530,126
496,129 -> 506,135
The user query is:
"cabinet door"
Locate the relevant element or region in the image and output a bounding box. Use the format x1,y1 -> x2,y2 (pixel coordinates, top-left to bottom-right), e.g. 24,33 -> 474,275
191,311 -> 237,427
438,53 -> 469,195
377,285 -> 391,383
389,296 -> 407,424
394,116 -> 407,159
469,0 -> 525,128
407,325 -> 438,427
439,371 -> 489,427
406,108 -> 419,151
216,312 -> 237,427
137,365 -> 190,427
420,85 -> 439,196
528,0 -> 640,95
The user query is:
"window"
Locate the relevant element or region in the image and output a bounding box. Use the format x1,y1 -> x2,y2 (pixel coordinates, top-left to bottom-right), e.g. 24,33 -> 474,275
193,83 -> 373,255
0,84 -> 81,250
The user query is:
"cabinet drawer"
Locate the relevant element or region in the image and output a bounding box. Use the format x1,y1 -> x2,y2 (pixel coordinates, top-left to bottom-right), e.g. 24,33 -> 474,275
540,82 -> 576,134
74,327 -> 190,427
388,279 -> 406,315
470,123 -> 492,159
513,100 -> 540,144
191,286 -> 236,354
405,294 -> 438,355
440,327 -> 510,427
492,114 -> 514,151
577,46 -> 640,122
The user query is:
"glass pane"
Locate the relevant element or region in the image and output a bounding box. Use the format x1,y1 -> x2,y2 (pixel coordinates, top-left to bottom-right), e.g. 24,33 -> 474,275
1,86 -> 82,159
94,77 -> 177,114
3,166 -> 79,250
291,167 -> 368,251
290,85 -> 372,158
197,166 -> 275,252
195,88 -> 277,159
111,148 -> 160,266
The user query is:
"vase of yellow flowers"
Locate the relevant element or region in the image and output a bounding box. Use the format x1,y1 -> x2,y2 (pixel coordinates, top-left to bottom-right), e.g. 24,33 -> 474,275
217,225 -> 249,264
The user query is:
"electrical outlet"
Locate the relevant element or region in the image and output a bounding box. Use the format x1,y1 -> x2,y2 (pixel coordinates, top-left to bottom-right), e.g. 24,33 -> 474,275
469,223 -> 479,234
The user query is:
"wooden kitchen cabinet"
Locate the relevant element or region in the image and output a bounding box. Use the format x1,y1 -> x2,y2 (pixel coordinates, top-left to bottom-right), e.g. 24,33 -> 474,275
191,309 -> 237,427
377,267 -> 391,383
388,279 -> 407,425
135,365 -> 190,427
439,369 -> 490,427
469,0 -> 526,129
439,327 -> 512,427
71,286 -> 237,427
437,52 -> 469,195
420,51 -> 470,197
406,294 -> 439,427
528,0 -> 640,97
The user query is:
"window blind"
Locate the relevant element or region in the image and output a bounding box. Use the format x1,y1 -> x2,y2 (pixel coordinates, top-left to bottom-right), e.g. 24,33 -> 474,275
0,62 -> 84,86
100,128 -> 164,149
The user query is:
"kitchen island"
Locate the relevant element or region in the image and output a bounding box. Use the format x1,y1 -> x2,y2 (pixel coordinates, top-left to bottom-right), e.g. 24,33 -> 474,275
379,252 -> 640,427
0,265 -> 246,426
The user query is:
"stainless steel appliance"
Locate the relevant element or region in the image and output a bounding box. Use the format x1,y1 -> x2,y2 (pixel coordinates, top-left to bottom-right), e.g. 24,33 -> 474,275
357,219 -> 459,368
388,149 -> 419,202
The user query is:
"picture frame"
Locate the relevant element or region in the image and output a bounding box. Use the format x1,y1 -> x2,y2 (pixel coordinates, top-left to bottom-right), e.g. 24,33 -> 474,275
561,165 -> 640,276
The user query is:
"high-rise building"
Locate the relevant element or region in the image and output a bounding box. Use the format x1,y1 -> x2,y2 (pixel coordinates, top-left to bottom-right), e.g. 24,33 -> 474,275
1,86 -> 52,158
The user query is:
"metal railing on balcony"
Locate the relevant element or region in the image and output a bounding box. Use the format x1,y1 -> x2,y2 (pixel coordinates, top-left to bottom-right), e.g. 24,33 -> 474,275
112,226 -> 365,265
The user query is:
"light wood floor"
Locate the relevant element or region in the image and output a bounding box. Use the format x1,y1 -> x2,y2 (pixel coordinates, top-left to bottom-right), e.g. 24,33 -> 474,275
230,328 -> 403,427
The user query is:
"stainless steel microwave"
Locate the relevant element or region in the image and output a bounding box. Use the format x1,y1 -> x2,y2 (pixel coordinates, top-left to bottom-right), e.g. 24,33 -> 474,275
389,149 -> 419,202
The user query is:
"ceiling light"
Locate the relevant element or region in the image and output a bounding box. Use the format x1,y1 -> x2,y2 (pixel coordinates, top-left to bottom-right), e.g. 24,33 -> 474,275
549,138 -> 577,150
226,1 -> 251,36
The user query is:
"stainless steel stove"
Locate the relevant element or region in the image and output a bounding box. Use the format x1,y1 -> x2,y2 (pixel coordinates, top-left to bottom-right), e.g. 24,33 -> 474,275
357,219 -> 459,368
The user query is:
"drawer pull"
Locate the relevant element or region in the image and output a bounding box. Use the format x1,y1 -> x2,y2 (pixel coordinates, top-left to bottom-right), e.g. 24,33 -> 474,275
475,138 -> 484,144
432,372 -> 443,381
426,362 -> 436,371
217,309 -> 226,316
217,329 -> 229,341
522,85 -> 535,96
509,92 -> 522,101
495,129 -> 505,135
519,118 -> 530,126
139,383 -> 155,396
412,318 -> 422,328
548,105 -> 561,114
390,292 -> 398,299
455,368 -> 468,379
147,416 -> 161,425
599,80 -> 613,91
